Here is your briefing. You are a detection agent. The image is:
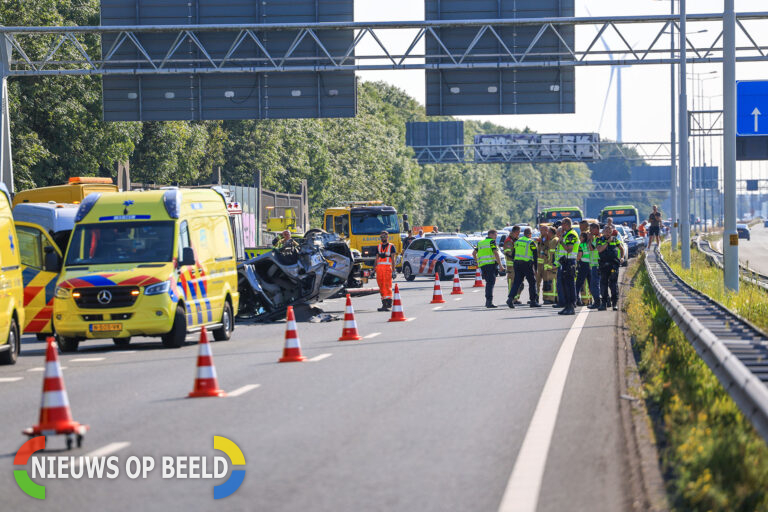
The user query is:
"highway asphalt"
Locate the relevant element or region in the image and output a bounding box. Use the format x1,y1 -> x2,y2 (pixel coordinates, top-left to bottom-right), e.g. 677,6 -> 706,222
0,277 -> 632,512
738,223 -> 768,276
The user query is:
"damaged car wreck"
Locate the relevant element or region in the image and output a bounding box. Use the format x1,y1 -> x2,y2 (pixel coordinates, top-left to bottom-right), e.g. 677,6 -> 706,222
236,229 -> 359,322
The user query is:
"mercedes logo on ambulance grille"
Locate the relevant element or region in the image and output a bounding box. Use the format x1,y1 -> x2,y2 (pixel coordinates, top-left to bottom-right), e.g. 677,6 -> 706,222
97,290 -> 113,305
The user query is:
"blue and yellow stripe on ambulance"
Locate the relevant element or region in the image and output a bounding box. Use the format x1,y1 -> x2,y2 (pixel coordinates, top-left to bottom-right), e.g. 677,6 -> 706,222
195,264 -> 213,323
179,268 -> 202,325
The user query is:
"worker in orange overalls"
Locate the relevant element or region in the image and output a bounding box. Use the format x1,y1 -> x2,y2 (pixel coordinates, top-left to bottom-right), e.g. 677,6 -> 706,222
376,231 -> 396,311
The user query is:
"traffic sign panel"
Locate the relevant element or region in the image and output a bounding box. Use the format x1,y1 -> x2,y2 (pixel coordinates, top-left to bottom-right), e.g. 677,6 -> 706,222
737,80 -> 768,136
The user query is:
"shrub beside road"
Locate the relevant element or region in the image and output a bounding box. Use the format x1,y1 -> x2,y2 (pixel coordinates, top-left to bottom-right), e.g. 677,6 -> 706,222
626,255 -> 768,510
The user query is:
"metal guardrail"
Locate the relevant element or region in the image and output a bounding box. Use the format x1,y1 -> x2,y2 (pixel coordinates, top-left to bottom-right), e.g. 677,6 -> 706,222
695,237 -> 768,292
644,247 -> 768,443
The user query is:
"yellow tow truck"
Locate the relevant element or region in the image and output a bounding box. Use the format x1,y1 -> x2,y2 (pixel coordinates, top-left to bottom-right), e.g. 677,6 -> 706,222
323,202 -> 404,276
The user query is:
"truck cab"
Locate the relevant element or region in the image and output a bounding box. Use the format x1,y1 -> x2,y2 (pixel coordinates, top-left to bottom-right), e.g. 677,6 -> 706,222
323,202 -> 402,270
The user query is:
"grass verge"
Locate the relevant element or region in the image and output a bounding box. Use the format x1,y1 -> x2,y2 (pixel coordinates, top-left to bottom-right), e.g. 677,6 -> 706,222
660,243 -> 768,332
626,257 -> 768,511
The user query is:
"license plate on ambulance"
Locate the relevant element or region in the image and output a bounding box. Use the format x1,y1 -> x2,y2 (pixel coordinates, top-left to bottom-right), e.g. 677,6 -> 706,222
90,323 -> 122,332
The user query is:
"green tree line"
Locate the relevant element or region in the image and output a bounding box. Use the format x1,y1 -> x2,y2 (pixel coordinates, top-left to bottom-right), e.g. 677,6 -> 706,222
3,0 -> 594,231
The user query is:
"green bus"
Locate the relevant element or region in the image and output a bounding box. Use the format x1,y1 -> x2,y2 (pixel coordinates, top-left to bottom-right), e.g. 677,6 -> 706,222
537,206 -> 584,225
599,205 -> 639,227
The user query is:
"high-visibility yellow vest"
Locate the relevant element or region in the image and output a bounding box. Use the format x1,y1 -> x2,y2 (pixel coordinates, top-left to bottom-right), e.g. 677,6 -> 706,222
514,236 -> 535,262
477,238 -> 496,267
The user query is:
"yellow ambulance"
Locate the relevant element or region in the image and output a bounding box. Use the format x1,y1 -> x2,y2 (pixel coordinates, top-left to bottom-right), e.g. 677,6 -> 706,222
0,183 -> 24,364
53,189 -> 239,352
12,177 -> 118,207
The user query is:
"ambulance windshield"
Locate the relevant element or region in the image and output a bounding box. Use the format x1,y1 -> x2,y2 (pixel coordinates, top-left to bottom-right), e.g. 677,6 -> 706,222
65,221 -> 175,266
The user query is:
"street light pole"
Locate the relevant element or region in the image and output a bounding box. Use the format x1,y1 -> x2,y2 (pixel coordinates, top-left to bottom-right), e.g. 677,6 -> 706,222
680,0 -> 691,268
723,0 -> 739,291
670,0 -> 679,250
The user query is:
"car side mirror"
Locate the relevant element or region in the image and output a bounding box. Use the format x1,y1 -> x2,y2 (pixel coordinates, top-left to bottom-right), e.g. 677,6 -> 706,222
180,247 -> 196,267
44,246 -> 62,273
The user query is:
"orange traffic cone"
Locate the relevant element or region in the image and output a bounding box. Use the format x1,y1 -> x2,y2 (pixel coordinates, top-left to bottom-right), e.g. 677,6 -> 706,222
473,268 -> 484,288
451,267 -> 464,295
389,284 -> 407,322
279,306 -> 307,362
339,294 -> 363,341
430,273 -> 446,304
23,337 -> 88,446
188,327 -> 226,398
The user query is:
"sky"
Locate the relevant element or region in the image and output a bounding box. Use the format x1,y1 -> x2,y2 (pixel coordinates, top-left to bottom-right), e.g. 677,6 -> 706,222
352,0 -> 768,184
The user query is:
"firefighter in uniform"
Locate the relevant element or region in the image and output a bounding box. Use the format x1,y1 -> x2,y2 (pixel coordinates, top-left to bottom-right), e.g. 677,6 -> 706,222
575,232 -> 593,307
473,229 -> 505,308
534,225 -> 547,302
506,227 -> 540,308
376,231 -> 396,311
541,226 -> 559,304
558,218 -> 579,316
503,226 -> 524,303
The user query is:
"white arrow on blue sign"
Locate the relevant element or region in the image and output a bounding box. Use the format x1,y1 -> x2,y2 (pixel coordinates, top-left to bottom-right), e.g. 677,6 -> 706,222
737,80 -> 768,136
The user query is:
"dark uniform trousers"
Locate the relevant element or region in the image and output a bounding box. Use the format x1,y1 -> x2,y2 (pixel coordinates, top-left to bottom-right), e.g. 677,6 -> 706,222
560,258 -> 577,307
600,264 -> 619,306
481,264 -> 497,302
509,260 -> 537,304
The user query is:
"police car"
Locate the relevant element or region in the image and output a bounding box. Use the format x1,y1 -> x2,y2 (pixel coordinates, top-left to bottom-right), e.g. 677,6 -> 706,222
402,235 -> 477,281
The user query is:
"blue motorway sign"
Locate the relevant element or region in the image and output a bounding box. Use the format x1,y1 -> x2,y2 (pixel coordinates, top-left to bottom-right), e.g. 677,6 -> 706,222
737,80 -> 768,136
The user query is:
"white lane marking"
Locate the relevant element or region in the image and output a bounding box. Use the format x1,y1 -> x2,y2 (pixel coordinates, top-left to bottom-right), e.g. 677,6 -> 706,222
75,442 -> 131,467
454,297 -> 463,301
432,306 -> 443,310
472,289 -> 480,293
364,332 -> 381,339
28,366 -> 67,372
112,350 -> 136,354
0,377 -> 22,382
405,317 -> 416,322
497,307 -> 590,512
308,353 -> 333,362
70,357 -> 106,362
228,384 -> 261,397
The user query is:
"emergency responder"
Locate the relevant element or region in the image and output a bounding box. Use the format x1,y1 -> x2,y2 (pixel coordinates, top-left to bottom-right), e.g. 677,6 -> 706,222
587,222 -> 602,310
507,227 -> 540,308
596,225 -> 623,311
558,218 -> 579,315
534,225 -> 548,301
272,230 -> 298,251
541,226 -> 559,304
553,225 -> 566,309
575,232 -> 592,307
473,229 -> 505,308
502,226 -> 524,304
376,231 -> 397,311
575,220 -> 591,305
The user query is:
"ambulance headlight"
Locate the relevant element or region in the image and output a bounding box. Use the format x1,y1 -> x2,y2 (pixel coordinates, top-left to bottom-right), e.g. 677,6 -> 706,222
55,286 -> 71,299
144,281 -> 171,296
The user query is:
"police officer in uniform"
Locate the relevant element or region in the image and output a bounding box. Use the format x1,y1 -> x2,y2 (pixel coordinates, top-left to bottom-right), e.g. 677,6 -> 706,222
502,226 -> 524,303
552,225 -> 566,308
506,227 -> 540,308
473,229 -> 505,308
558,218 -> 579,315
587,222 -> 602,310
596,225 -> 623,311
376,231 -> 396,311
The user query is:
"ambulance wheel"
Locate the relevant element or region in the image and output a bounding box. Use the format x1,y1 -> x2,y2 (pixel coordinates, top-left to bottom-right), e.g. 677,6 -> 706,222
56,335 -> 80,353
0,318 -> 19,365
403,263 -> 415,282
212,301 -> 233,341
162,305 -> 187,348
436,263 -> 449,281
112,337 -> 131,347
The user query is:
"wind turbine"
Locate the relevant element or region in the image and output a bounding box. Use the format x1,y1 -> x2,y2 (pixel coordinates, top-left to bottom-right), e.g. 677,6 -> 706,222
587,6 -> 629,143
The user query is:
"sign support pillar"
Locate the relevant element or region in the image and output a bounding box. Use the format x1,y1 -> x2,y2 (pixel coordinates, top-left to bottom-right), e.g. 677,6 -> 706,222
670,0 -> 678,250
0,37 -> 12,193
680,0 -> 691,268
723,0 -> 739,291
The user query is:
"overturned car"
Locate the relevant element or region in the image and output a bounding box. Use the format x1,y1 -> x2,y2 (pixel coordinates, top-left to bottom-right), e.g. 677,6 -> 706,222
236,229 -> 357,321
